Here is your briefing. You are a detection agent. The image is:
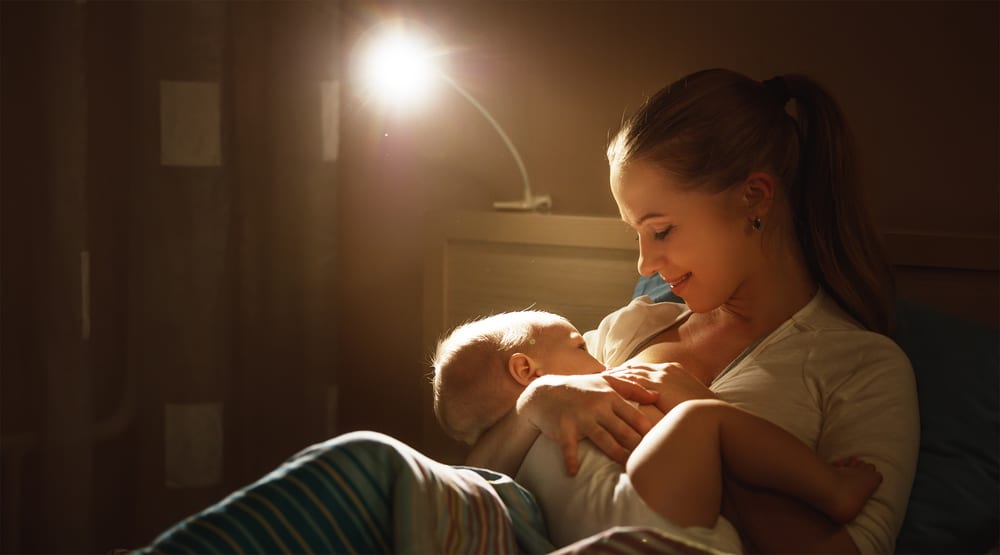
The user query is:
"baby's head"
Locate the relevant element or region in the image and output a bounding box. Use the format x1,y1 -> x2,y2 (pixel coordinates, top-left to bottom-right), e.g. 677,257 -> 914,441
431,310 -> 605,445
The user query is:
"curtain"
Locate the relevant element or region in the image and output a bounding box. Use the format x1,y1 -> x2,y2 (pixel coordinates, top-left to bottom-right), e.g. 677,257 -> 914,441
0,1 -> 342,551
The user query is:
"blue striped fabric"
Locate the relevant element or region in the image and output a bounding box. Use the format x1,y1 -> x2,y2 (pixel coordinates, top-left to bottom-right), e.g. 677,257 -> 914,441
140,431 -> 554,554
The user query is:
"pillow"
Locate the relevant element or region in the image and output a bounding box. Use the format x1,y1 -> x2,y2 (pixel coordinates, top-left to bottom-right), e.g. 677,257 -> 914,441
631,275 -> 1000,553
892,300 -> 999,554
632,274 -> 683,304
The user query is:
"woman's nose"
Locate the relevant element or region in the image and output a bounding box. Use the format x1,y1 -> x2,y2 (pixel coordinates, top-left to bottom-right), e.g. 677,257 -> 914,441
636,239 -> 661,277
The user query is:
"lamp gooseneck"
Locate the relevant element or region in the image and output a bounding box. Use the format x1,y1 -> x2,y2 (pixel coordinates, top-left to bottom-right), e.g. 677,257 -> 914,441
440,74 -> 551,211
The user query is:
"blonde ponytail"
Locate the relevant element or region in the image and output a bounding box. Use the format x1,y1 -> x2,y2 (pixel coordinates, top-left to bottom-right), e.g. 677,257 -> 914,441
783,75 -> 895,334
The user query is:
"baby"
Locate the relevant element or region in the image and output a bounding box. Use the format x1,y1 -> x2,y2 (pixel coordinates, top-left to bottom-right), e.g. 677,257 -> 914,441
431,310 -> 884,551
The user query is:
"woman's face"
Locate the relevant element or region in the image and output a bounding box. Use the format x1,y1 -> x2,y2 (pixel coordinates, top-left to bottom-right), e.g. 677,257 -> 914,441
611,160 -> 758,313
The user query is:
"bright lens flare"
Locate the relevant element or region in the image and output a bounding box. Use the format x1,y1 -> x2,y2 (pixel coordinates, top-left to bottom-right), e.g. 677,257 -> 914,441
362,30 -> 438,108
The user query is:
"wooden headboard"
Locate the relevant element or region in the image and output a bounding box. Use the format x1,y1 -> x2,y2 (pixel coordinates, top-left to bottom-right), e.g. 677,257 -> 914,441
421,211 -> 999,462
884,230 -> 998,329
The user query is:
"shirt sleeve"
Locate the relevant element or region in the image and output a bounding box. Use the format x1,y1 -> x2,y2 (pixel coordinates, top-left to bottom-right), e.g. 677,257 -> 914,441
813,332 -> 920,554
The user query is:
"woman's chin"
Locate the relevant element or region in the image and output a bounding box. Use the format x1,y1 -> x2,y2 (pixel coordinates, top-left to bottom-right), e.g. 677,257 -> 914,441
681,294 -> 724,314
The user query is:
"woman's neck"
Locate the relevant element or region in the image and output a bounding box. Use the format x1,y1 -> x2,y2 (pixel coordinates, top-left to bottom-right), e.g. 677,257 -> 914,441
715,242 -> 817,339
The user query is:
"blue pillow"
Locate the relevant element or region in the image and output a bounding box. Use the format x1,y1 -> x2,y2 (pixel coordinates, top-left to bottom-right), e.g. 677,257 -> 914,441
631,276 -> 1000,553
892,301 -> 999,554
632,274 -> 683,303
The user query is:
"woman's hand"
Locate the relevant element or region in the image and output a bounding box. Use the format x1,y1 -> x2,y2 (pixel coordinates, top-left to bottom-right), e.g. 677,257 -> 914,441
516,373 -> 658,476
604,363 -> 716,414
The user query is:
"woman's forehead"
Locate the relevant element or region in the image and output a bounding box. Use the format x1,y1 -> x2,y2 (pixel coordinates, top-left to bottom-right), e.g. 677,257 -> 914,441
612,162 -> 732,224
613,163 -> 683,220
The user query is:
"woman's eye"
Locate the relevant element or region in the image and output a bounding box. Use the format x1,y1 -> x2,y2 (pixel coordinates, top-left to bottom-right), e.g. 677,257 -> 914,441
653,226 -> 674,240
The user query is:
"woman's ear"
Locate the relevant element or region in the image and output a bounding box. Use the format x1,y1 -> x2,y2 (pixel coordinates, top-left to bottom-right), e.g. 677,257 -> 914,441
508,353 -> 542,386
742,171 -> 776,217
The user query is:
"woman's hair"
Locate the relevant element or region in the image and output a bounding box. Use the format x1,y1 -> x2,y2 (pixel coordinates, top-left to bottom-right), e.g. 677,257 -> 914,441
431,311 -> 568,445
608,68 -> 895,334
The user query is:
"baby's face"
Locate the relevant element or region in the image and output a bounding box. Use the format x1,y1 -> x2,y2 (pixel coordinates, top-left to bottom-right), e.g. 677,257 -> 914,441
534,320 -> 606,376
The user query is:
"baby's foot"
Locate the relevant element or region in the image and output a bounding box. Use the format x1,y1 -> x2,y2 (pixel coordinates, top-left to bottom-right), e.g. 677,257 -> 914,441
824,456 -> 883,523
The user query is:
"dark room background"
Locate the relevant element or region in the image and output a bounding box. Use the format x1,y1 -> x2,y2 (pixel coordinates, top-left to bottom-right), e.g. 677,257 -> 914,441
2,1 -> 997,552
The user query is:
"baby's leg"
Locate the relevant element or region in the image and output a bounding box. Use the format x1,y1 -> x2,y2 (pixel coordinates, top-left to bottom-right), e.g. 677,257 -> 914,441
625,399 -> 882,529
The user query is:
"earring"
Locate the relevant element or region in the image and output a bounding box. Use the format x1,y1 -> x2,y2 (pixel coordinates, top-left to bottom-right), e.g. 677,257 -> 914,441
752,217 -> 762,231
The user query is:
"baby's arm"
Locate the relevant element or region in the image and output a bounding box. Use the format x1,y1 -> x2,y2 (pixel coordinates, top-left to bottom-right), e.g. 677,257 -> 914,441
607,359 -> 869,552
727,336 -> 918,554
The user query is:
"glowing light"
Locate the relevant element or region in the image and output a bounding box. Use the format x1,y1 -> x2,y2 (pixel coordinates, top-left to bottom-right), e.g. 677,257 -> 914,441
361,27 -> 439,108
355,21 -> 551,211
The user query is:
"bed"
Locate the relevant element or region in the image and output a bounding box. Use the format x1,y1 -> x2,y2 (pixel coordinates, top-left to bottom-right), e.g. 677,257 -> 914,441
142,212 -> 998,554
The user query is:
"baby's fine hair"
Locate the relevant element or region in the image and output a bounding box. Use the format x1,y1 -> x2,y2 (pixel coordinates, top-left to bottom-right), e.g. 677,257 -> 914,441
431,310 -> 569,445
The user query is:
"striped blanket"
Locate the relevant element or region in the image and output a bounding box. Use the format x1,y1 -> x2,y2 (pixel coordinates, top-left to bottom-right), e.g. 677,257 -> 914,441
141,431 -> 717,555
142,431 -> 552,554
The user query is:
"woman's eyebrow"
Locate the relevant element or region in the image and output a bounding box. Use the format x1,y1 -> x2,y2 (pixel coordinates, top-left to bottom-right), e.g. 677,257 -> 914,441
623,212 -> 667,227
637,212 -> 667,224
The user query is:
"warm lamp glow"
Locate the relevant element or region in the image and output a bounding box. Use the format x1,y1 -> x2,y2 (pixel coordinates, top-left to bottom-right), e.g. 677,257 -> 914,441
358,21 -> 551,211
361,29 -> 438,108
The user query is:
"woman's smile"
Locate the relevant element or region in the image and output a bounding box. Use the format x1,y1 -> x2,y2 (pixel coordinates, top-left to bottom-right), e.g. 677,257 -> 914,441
666,272 -> 692,293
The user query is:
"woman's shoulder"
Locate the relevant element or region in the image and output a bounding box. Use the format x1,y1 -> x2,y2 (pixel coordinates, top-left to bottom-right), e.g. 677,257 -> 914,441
762,289 -> 912,375
787,287 -> 865,332
783,289 -> 901,346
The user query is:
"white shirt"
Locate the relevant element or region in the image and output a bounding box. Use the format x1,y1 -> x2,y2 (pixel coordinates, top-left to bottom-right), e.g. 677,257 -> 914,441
582,290 -> 920,554
516,430 -> 742,552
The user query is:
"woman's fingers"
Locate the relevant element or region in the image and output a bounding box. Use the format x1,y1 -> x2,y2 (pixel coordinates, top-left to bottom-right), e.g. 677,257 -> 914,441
558,420 -> 581,477
520,373 -> 658,475
610,400 -> 654,440
583,424 -> 631,466
607,363 -> 717,413
602,373 -> 658,404
557,408 -> 646,473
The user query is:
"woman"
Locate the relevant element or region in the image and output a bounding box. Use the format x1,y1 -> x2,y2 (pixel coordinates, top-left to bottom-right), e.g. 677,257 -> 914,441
467,68 -> 919,554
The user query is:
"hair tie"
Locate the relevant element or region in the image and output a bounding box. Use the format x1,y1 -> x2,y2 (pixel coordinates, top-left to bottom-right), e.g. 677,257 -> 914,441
762,76 -> 791,105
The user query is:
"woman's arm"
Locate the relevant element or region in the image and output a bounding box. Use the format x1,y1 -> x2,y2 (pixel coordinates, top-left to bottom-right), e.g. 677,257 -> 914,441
464,407 -> 540,476
467,373 -> 658,476
723,479 -> 860,554
813,336 -> 920,554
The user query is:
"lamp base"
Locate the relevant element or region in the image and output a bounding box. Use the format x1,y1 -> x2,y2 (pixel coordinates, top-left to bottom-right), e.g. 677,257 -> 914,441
493,194 -> 552,212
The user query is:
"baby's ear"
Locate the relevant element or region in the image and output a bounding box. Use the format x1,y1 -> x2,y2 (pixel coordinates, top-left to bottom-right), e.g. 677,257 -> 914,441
508,353 -> 541,386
